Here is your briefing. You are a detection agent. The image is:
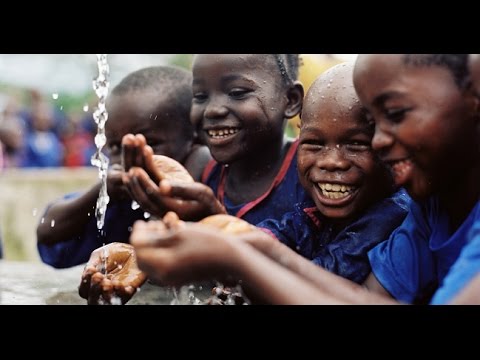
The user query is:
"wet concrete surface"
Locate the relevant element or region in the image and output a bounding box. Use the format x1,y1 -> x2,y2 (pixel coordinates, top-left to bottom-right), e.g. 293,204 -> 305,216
0,260 -> 212,305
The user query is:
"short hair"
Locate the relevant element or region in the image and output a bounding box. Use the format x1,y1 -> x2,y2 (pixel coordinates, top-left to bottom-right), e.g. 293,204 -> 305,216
273,54 -> 300,85
403,54 -> 469,89
112,66 -> 193,127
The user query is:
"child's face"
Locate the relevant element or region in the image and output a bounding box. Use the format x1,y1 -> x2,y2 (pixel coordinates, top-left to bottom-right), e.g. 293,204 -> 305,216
469,54 -> 480,97
191,54 -> 289,164
298,63 -> 391,220
353,54 -> 476,201
105,91 -> 191,166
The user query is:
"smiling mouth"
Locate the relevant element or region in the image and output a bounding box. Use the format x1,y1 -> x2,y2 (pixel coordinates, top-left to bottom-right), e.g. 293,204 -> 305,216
205,127 -> 241,140
386,158 -> 414,186
317,182 -> 357,200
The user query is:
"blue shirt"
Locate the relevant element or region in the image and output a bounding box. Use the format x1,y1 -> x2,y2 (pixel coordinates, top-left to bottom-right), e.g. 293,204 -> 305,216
202,140 -> 311,225
430,217 -> 480,304
38,193 -> 145,268
21,131 -> 64,168
368,196 -> 480,304
257,190 -> 411,283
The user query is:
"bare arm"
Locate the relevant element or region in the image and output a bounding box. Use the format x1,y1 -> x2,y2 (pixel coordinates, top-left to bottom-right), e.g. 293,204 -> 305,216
37,165 -> 129,246
236,231 -> 397,304
131,221 -> 396,305
37,183 -> 100,246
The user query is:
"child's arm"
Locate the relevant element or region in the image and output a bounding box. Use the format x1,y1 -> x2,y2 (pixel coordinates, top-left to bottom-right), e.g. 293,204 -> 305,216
131,219 -> 396,304
37,164 -> 129,246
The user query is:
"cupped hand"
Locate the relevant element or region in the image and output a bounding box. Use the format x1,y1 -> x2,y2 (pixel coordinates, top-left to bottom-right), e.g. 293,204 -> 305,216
79,242 -> 147,305
130,214 -> 239,286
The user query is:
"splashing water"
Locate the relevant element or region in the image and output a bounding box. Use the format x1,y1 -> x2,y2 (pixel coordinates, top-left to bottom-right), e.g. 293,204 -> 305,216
91,54 -> 110,280
91,54 -> 110,230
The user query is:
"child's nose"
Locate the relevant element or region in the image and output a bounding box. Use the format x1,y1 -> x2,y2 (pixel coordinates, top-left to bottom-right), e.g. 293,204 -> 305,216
372,126 -> 394,152
205,97 -> 229,119
316,147 -> 350,172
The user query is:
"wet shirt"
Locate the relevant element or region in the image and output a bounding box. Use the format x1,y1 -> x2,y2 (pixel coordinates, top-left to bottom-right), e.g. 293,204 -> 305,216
38,193 -> 145,268
257,189 -> 411,284
368,196 -> 480,304
202,140 -> 311,225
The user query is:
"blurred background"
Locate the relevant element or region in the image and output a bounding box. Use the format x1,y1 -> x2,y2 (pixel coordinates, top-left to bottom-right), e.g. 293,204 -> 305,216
0,54 -> 356,261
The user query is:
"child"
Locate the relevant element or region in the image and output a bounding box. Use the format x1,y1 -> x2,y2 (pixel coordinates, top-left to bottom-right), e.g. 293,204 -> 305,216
37,66 -> 211,269
256,62 -> 409,283
131,54 -> 480,305
122,54 -> 310,224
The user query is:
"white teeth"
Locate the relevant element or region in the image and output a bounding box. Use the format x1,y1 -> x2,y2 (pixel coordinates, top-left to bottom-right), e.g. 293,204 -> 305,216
207,128 -> 240,139
318,182 -> 355,200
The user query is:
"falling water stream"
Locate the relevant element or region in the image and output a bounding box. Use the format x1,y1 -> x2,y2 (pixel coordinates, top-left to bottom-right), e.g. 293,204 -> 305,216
90,54 -> 110,278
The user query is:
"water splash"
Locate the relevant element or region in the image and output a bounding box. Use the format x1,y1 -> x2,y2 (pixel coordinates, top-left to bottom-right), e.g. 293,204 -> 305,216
91,54 -> 110,283
91,54 -> 110,230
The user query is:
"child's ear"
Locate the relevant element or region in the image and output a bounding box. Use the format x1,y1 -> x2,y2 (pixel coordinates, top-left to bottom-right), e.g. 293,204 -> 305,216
464,82 -> 480,119
284,81 -> 304,119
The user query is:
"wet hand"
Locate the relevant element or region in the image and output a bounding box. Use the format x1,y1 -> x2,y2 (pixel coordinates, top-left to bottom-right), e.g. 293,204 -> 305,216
107,164 -> 130,201
79,243 -> 147,305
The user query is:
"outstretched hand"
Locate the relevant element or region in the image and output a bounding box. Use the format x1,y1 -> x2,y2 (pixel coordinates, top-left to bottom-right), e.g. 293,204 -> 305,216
121,134 -> 225,220
79,242 -> 147,305
130,213 -> 267,286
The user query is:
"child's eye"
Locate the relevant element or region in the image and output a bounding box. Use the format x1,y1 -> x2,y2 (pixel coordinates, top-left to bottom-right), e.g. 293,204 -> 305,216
228,89 -> 249,99
385,108 -> 409,123
300,140 -> 324,151
193,92 -> 208,103
345,141 -> 371,152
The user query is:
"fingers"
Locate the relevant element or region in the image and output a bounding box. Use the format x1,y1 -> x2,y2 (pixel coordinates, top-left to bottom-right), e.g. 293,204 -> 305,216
122,134 -> 148,171
125,168 -> 165,216
143,145 -> 159,182
130,220 -> 170,248
163,212 -> 186,230
79,265 -> 97,299
121,134 -> 137,171
160,181 -> 226,215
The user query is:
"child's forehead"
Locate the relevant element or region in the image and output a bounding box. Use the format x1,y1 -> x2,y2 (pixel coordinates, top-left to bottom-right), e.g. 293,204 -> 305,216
194,54 -> 277,72
305,63 -> 358,110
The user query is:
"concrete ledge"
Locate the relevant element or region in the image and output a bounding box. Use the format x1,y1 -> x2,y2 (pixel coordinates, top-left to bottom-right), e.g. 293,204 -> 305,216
0,167 -> 98,261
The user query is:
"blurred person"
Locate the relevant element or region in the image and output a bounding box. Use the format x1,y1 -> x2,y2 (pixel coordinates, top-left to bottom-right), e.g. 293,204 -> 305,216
19,99 -> 63,167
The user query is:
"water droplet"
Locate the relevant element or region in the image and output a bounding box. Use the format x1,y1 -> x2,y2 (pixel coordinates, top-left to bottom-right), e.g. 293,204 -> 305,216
87,212 -> 90,217
321,96 -> 325,99
52,93 -> 59,100
32,208 -> 38,217
131,200 -> 140,210
60,106 -> 63,110
336,144 -> 340,149
333,118 -> 337,122
51,219 -> 55,228
41,217 -> 45,224
83,104 -> 89,112
144,212 -> 151,219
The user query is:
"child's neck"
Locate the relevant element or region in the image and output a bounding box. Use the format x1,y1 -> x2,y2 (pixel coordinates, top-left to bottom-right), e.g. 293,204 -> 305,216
442,160 -> 480,233
224,136 -> 290,205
